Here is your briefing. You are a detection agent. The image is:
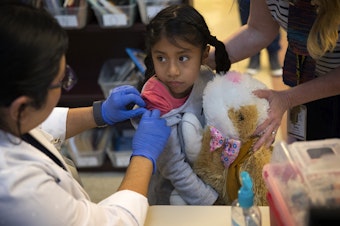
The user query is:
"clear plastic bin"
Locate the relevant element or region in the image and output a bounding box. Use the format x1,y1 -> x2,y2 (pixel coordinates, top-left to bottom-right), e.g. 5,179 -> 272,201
98,58 -> 142,98
137,0 -> 181,24
105,128 -> 135,168
287,139 -> 340,206
92,1 -> 137,28
66,128 -> 110,168
44,0 -> 88,29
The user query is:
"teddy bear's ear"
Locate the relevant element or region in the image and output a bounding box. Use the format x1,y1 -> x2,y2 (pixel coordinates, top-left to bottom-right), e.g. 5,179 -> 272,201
225,71 -> 243,83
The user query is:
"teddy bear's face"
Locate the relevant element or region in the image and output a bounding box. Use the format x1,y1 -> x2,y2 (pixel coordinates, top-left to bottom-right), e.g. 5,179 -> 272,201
203,71 -> 269,141
228,105 -> 258,143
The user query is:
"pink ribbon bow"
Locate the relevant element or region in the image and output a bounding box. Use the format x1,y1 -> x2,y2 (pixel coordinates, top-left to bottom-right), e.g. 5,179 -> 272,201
209,126 -> 241,168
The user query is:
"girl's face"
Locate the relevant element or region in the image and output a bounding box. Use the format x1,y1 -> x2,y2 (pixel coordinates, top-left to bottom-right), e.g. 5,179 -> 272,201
151,36 -> 209,98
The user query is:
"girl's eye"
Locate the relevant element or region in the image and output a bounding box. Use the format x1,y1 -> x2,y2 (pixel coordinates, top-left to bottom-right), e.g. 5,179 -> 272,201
157,56 -> 166,62
179,56 -> 189,62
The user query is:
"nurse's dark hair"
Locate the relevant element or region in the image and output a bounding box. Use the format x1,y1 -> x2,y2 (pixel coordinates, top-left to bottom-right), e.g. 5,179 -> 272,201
142,4 -> 230,89
0,2 -> 68,109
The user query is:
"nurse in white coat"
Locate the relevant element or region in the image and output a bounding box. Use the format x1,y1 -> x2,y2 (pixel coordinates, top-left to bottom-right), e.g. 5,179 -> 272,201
0,2 -> 170,226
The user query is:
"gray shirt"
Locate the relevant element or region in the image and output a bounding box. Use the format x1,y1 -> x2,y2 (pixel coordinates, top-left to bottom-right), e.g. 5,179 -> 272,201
143,66 -> 219,205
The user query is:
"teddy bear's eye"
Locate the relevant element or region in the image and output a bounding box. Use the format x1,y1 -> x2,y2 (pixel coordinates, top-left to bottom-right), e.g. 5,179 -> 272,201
238,113 -> 245,121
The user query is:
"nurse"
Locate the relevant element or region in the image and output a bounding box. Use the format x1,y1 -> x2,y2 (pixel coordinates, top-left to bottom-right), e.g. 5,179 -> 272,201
0,2 -> 170,226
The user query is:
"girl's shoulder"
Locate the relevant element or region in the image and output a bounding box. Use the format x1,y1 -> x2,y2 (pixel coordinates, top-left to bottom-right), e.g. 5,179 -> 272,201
200,65 -> 215,77
196,65 -> 215,87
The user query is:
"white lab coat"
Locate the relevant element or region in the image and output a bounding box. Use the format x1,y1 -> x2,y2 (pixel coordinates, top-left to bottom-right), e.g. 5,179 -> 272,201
0,107 -> 148,226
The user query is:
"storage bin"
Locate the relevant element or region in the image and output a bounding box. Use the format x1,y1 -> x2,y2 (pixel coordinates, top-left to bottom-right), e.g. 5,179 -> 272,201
137,0 -> 181,24
263,163 -> 308,226
44,0 -> 88,29
66,127 -> 110,168
263,139 -> 340,226
91,1 -> 137,28
98,58 -> 142,98
106,128 -> 135,168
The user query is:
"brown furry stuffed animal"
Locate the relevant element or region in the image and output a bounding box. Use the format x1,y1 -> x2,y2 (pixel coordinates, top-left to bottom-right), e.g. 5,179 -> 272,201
181,71 -> 272,206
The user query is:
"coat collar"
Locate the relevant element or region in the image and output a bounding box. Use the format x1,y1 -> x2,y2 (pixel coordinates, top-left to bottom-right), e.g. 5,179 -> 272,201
28,128 -> 71,174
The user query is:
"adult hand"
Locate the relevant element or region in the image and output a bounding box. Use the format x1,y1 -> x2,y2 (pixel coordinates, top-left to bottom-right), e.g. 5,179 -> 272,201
131,109 -> 171,173
102,85 -> 147,125
252,89 -> 290,151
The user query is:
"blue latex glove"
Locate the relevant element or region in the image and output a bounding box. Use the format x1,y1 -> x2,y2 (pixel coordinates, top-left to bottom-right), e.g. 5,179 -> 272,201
102,85 -> 146,125
132,109 -> 171,173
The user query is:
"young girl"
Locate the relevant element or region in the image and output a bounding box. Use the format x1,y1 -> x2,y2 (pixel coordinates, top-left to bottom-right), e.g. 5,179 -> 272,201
134,4 -> 231,205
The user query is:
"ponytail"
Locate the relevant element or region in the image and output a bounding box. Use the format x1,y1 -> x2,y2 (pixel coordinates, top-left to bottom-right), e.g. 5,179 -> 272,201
208,35 -> 231,74
139,53 -> 155,91
143,54 -> 154,80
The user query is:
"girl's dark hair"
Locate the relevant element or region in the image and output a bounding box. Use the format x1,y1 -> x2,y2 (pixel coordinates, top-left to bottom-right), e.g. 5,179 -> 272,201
0,2 -> 68,109
142,4 -> 230,88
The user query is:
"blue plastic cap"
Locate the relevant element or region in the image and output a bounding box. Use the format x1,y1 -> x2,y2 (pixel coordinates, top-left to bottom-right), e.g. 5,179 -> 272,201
238,171 -> 254,208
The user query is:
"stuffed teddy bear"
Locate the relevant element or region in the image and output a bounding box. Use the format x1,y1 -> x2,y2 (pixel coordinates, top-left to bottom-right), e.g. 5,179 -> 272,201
178,71 -> 272,206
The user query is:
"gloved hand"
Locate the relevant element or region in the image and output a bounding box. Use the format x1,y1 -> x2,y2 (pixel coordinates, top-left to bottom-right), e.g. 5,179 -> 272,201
102,85 -> 146,125
132,109 -> 171,173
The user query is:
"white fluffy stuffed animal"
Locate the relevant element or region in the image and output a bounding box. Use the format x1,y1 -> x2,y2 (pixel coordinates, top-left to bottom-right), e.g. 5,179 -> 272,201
171,71 -> 272,205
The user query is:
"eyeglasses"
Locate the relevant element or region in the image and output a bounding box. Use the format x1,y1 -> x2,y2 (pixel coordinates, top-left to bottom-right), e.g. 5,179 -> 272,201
49,65 -> 78,91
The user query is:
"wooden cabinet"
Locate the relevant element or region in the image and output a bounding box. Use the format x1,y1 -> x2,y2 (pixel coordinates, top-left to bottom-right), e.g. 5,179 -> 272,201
59,11 -> 146,107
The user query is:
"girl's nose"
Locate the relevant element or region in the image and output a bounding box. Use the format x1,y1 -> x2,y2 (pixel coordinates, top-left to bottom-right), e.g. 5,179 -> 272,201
168,61 -> 180,78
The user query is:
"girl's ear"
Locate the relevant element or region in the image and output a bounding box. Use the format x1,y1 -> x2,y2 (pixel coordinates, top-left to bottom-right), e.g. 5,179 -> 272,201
9,96 -> 31,122
202,45 -> 210,64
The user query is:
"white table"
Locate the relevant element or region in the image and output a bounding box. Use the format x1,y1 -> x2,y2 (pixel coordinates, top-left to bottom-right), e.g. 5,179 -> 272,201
145,205 -> 270,226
